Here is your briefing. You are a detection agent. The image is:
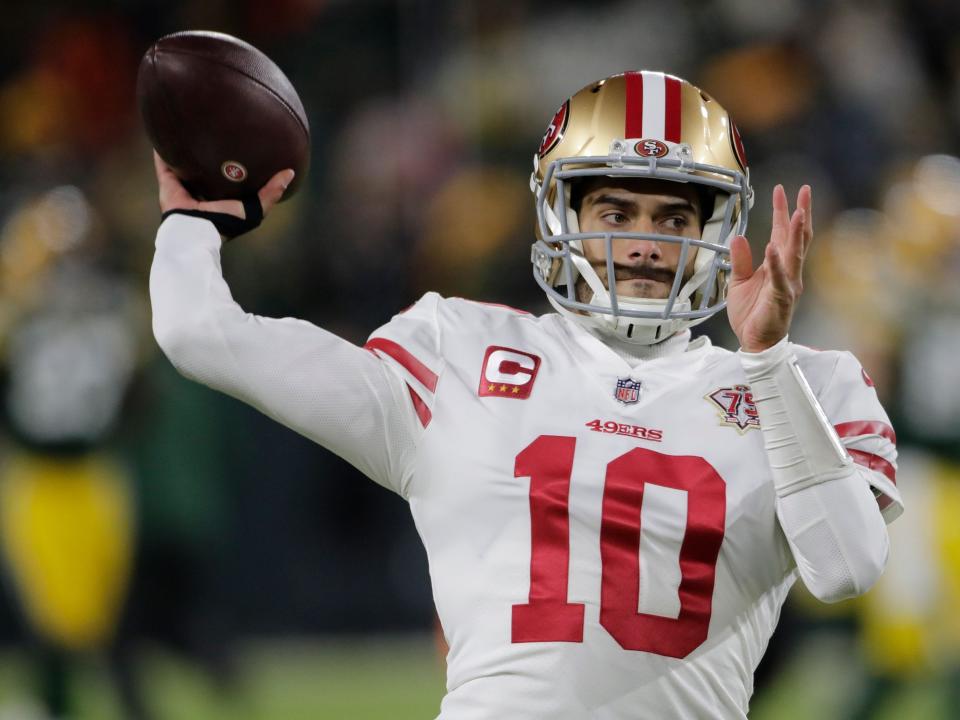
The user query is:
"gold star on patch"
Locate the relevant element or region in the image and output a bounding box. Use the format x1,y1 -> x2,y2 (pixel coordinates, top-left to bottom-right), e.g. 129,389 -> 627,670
488,384 -> 495,392
511,386 -> 520,394
499,385 -> 508,392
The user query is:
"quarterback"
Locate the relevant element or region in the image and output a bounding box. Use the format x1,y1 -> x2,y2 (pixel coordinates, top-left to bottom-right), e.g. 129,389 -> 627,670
150,71 -> 901,719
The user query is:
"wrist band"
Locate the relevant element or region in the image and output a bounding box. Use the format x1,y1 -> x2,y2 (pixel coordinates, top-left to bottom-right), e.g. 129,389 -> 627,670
741,342 -> 852,497
161,194 -> 263,239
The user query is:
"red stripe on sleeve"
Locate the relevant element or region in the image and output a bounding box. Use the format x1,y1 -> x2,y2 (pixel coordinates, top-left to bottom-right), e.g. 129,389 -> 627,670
625,72 -> 643,138
664,76 -> 682,143
407,383 -> 432,428
848,448 -> 897,485
834,421 -> 896,445
364,337 -> 438,393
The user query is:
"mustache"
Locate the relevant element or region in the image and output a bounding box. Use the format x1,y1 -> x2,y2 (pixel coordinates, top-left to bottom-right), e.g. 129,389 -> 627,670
591,263 -> 677,283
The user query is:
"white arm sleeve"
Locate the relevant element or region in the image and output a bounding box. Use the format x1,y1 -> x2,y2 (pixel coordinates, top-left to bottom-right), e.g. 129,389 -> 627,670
149,214 -> 419,495
741,338 -> 890,602
775,465 -> 889,602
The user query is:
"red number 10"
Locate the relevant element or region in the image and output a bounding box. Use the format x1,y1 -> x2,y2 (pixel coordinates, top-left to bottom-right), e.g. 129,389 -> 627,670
511,435 -> 726,659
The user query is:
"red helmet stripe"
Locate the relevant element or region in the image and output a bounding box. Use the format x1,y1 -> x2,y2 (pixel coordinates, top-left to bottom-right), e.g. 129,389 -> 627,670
625,72 -> 644,138
664,76 -> 682,143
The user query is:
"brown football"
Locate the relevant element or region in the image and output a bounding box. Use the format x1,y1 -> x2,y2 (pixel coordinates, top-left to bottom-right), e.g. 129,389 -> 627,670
137,30 -> 309,201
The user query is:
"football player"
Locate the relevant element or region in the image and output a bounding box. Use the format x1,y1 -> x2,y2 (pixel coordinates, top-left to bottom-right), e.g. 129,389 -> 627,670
149,71 -> 901,719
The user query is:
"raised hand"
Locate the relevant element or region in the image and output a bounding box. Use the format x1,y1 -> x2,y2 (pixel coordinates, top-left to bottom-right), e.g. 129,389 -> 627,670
154,151 -> 294,220
727,184 -> 812,353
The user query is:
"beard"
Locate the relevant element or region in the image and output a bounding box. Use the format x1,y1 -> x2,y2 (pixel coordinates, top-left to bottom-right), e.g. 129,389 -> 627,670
575,261 -> 694,302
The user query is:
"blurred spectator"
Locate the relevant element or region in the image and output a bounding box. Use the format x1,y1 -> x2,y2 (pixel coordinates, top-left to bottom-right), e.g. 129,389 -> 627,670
0,191 -> 149,718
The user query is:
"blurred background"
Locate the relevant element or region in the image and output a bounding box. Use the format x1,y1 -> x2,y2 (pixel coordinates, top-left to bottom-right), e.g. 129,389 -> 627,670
0,0 -> 958,717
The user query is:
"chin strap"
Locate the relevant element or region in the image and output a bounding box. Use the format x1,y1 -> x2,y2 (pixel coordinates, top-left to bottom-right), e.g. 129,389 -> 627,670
161,194 -> 263,240
548,295 -> 680,345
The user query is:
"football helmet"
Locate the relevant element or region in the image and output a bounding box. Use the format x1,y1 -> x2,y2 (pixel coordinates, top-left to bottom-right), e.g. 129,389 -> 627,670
530,70 -> 753,344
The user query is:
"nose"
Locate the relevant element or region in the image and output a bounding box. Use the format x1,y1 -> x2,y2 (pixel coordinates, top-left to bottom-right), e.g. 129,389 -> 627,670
620,216 -> 662,262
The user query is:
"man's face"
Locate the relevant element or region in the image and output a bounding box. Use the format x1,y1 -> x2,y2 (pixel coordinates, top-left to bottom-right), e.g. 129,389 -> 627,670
576,178 -> 702,301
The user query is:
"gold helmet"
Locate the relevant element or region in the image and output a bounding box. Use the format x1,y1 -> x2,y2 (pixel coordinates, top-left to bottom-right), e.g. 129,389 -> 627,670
530,70 -> 753,344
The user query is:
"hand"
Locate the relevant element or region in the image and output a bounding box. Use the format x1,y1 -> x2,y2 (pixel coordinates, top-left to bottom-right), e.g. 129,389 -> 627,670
727,184 -> 812,353
153,151 -> 294,219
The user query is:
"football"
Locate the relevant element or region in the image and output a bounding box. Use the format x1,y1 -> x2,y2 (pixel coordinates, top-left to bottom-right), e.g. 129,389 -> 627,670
137,30 -> 310,201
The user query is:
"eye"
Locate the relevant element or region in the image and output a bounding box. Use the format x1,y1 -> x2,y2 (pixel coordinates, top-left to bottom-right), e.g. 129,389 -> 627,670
660,215 -> 688,231
602,211 -> 629,225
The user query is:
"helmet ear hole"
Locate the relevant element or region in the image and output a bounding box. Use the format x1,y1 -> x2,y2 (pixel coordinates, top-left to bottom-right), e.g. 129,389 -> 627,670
564,182 -> 581,235
569,180 -> 585,214
696,187 -> 719,230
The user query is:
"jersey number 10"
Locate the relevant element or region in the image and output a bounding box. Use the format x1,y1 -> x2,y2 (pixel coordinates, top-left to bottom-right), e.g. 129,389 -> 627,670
512,435 -> 726,659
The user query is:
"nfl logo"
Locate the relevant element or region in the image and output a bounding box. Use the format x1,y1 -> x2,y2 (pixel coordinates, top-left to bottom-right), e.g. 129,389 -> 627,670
615,378 -> 641,404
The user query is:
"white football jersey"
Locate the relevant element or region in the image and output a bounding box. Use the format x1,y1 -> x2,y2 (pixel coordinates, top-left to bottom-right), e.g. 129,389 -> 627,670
364,293 -> 901,720
150,217 -> 900,720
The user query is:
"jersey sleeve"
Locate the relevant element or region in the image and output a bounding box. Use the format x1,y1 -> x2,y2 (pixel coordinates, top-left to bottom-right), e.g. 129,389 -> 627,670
363,292 -> 445,433
150,213 -> 425,496
798,348 -> 903,522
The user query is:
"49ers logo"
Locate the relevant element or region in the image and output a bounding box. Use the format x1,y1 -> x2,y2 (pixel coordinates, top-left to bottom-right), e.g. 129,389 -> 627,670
538,101 -> 569,157
585,418 -> 663,442
730,120 -> 747,170
634,139 -> 669,158
221,161 -> 248,182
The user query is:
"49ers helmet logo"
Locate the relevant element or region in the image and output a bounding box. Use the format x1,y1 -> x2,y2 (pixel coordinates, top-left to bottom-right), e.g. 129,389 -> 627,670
538,101 -> 569,158
221,161 -> 248,182
730,119 -> 747,170
634,139 -> 669,158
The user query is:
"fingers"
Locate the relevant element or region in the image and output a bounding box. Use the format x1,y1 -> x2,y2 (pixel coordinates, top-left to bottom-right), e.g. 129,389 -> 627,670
784,206 -> 804,276
153,151 -> 295,225
764,241 -> 792,297
153,150 -> 176,201
770,184 -> 789,246
784,184 -> 811,279
153,150 -> 182,191
181,168 -> 295,220
769,183 -> 813,283
768,183 -> 796,281
153,150 -> 169,179
728,235 -> 754,284
259,169 -> 296,215
154,150 -> 197,213
797,184 -> 813,254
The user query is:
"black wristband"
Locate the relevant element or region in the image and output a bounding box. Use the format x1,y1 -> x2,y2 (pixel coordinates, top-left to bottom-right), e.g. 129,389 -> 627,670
161,194 -> 264,239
